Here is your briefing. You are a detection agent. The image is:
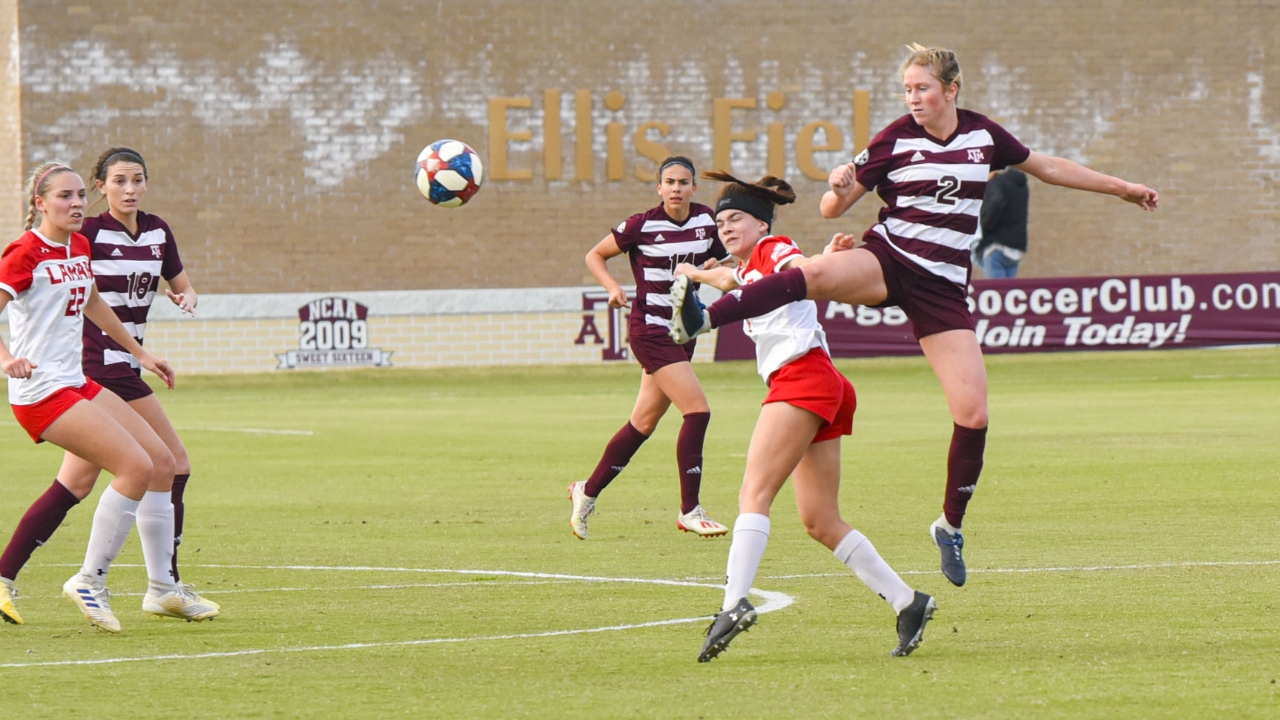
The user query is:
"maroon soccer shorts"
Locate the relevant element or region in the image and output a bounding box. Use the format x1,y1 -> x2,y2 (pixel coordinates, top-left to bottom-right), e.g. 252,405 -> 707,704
861,236 -> 976,341
764,348 -> 855,443
92,370 -> 156,403
629,332 -> 697,374
11,378 -> 105,443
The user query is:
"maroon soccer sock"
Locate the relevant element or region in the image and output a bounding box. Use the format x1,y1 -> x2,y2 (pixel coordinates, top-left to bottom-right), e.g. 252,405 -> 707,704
170,473 -> 189,582
708,266 -> 808,328
943,423 -> 987,529
584,423 -> 650,497
677,412 -> 711,514
0,480 -> 80,581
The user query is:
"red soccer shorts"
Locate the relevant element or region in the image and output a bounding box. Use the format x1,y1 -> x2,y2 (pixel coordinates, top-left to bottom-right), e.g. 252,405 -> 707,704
763,348 -> 856,443
11,378 -> 105,443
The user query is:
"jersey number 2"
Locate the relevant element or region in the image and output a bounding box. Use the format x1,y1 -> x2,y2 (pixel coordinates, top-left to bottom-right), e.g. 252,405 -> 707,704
65,285 -> 88,317
935,175 -> 961,206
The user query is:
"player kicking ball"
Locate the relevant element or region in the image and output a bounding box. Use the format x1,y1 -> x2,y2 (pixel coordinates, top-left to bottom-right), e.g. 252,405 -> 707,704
675,172 -> 935,662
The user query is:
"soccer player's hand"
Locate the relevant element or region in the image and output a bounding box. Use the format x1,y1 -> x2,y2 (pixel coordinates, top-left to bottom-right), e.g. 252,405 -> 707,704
1120,183 -> 1159,211
166,288 -> 198,315
824,233 -> 857,254
1,356 -> 37,379
141,353 -> 176,389
827,163 -> 856,191
606,286 -> 630,309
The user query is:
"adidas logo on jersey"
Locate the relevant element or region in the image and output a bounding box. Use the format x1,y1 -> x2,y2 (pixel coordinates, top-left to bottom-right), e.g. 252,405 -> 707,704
910,151 -> 926,162
654,233 -> 666,243
111,248 -> 123,257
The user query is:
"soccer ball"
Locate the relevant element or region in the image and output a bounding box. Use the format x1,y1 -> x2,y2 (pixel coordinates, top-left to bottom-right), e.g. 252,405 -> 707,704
415,139 -> 484,208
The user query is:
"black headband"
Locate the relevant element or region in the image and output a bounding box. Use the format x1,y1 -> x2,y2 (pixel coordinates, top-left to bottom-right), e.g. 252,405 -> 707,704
659,159 -> 695,177
716,193 -> 774,226
99,151 -> 147,180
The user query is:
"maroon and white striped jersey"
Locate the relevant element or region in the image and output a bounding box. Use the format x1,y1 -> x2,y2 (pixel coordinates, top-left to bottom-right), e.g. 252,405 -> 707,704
79,211 -> 184,379
612,203 -> 729,340
0,231 -> 94,405
855,109 -> 1030,286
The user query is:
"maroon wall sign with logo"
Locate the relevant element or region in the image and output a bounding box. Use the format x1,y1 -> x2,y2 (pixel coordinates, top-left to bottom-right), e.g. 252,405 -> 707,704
715,272 -> 1280,360
276,296 -> 394,369
576,289 -> 636,361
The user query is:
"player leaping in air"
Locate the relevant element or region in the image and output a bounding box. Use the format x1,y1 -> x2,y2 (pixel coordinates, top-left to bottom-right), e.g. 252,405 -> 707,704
670,44 -> 1158,588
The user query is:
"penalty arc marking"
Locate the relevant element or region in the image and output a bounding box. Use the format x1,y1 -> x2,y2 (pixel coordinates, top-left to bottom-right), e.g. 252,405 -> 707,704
0,566 -> 794,669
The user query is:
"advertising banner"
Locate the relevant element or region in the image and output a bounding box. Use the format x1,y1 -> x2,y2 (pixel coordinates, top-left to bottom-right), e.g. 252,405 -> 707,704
714,272 -> 1280,360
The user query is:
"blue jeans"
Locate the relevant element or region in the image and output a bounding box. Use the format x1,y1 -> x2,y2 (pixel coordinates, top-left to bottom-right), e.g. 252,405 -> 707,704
981,248 -> 1021,278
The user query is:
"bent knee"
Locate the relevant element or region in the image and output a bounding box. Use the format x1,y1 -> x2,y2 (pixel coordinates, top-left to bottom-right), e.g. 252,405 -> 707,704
955,408 -> 989,429
151,450 -> 177,481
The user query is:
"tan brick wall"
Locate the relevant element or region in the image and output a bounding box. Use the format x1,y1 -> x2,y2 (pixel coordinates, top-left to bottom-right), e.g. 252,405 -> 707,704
0,0 -> 21,232
12,1 -> 1280,293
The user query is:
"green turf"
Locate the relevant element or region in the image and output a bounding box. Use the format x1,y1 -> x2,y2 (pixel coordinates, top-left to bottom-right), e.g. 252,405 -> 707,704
1,347 -> 1277,718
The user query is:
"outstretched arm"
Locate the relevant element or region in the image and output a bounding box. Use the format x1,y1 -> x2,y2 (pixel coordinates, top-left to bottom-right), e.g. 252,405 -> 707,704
1016,151 -> 1159,211
674,263 -> 739,293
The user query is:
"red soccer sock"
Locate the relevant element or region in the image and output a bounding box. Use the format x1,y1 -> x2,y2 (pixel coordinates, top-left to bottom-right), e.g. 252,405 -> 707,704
943,423 -> 987,529
584,423 -> 650,497
708,266 -> 808,329
677,412 -> 711,514
0,481 -> 80,581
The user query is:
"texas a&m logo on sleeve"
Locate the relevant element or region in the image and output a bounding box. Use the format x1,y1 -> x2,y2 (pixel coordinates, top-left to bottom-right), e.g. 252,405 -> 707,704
276,296 -> 394,369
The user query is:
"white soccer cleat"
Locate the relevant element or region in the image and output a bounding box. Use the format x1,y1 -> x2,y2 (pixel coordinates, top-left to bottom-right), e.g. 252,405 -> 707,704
568,481 -> 596,540
63,573 -> 121,633
668,274 -> 711,345
677,505 -> 729,537
143,583 -> 221,622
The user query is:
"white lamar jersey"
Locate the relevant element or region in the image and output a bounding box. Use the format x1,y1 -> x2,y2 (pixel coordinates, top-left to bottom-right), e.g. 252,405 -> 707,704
733,235 -> 829,383
0,231 -> 94,405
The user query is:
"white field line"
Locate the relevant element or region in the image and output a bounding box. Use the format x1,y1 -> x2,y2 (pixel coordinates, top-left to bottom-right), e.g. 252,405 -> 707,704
0,567 -> 793,670
181,426 -> 314,436
759,558 -> 1280,580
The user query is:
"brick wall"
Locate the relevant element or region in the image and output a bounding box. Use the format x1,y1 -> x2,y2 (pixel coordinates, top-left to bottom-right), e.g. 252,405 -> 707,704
13,1 -> 1280,294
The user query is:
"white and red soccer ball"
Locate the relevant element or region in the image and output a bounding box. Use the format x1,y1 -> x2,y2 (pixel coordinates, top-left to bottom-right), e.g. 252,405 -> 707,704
415,139 -> 484,208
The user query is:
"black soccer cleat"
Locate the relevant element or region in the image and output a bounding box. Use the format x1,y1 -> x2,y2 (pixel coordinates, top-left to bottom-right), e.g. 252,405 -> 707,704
930,522 -> 967,587
890,591 -> 936,657
698,597 -> 757,663
668,274 -> 710,345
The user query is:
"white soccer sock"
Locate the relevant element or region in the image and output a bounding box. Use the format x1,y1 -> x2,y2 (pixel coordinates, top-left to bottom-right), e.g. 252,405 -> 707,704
137,491 -> 178,593
80,487 -> 140,582
722,513 -> 770,611
935,513 -> 960,536
833,529 -> 915,613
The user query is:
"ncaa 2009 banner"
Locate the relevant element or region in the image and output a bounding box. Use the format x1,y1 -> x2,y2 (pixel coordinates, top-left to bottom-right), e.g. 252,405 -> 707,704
713,272 -> 1280,360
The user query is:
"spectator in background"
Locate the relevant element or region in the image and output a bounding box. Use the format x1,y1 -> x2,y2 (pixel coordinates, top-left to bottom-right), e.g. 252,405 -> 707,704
974,168 -> 1030,278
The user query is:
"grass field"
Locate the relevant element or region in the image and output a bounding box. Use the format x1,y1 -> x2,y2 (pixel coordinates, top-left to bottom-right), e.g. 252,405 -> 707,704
1,347 -> 1278,718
